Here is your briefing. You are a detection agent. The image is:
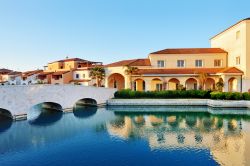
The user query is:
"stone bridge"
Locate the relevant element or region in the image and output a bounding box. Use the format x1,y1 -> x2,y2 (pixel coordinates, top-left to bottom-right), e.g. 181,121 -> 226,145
0,85 -> 116,120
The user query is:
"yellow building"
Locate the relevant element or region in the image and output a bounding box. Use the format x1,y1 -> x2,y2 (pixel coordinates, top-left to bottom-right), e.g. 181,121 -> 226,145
39,58 -> 102,85
105,18 -> 250,92
210,18 -> 250,92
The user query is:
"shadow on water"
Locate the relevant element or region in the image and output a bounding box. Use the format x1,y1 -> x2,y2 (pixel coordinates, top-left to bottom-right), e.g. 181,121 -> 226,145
73,105 -> 97,119
28,108 -> 63,126
0,116 -> 12,133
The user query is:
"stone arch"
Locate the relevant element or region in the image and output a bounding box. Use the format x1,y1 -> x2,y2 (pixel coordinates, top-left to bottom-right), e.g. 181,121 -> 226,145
0,108 -> 13,119
185,78 -> 198,90
133,78 -> 145,91
228,77 -> 238,92
168,78 -> 180,90
28,102 -> 63,126
75,98 -> 97,107
108,73 -> 125,90
0,109 -> 12,133
205,78 -> 216,90
151,78 -> 163,91
34,102 -> 63,111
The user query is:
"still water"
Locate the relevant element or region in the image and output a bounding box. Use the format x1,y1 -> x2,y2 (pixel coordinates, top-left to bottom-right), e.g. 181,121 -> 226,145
0,106 -> 250,166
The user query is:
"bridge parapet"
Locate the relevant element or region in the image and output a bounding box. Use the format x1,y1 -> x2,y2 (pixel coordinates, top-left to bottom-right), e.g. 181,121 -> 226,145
0,85 -> 116,120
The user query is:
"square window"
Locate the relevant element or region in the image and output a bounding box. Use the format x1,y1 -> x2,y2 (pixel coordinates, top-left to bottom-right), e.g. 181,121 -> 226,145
214,59 -> 222,67
236,31 -> 240,40
195,60 -> 203,67
157,60 -> 165,67
177,60 -> 185,67
156,84 -> 163,91
236,56 -> 241,65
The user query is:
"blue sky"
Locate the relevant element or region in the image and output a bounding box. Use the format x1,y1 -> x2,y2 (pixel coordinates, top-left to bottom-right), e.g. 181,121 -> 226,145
0,0 -> 249,71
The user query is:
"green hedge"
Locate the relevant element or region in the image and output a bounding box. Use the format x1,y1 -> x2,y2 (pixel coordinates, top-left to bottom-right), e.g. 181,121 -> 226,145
114,89 -> 211,99
114,89 -> 250,100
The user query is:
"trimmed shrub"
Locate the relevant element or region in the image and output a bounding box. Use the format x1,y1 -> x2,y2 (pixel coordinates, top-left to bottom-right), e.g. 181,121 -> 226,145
114,89 -> 211,99
243,92 -> 250,100
210,92 -> 226,100
115,89 -> 247,100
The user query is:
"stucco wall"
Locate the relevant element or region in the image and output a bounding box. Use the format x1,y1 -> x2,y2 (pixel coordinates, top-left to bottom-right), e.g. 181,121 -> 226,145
149,53 -> 227,68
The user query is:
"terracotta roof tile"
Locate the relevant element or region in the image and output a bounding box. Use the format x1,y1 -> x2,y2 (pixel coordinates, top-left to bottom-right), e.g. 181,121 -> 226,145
52,71 -> 70,76
218,67 -> 244,74
70,79 -> 91,83
105,59 -> 151,67
136,67 -> 243,75
150,48 -> 227,54
22,70 -> 43,77
0,68 -> 12,74
7,71 -> 22,76
38,71 -> 54,76
49,58 -> 92,64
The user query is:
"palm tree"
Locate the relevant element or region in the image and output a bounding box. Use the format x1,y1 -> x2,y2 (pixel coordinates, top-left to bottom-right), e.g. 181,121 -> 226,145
216,78 -> 224,92
89,67 -> 105,87
198,72 -> 208,90
124,65 -> 139,90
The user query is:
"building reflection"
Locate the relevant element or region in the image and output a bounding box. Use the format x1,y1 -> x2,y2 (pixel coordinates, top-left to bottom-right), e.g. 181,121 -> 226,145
0,106 -> 250,166
106,111 -> 250,166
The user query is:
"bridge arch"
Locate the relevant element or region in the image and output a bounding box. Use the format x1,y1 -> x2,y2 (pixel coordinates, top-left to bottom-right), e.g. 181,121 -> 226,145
28,102 -> 63,126
33,102 -> 63,112
0,108 -> 13,119
75,98 -> 97,107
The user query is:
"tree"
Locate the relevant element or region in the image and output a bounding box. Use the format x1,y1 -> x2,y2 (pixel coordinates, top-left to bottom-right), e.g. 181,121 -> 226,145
89,67 -> 105,87
198,72 -> 208,90
216,78 -> 224,92
124,65 -> 139,90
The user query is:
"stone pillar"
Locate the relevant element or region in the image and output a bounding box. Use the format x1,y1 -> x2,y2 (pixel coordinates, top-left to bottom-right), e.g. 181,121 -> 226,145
144,78 -> 151,91
124,76 -> 130,89
104,76 -> 109,88
221,75 -> 228,92
237,76 -> 242,92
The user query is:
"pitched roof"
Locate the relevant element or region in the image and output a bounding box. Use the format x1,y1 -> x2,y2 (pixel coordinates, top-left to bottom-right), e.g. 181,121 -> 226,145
7,71 -> 22,76
211,18 -> 250,39
38,71 -> 54,76
217,67 -> 243,74
52,71 -> 70,76
0,68 -> 12,74
150,48 -> 227,54
69,79 -> 91,83
22,70 -> 43,77
105,59 -> 151,67
49,58 -> 91,64
136,67 -> 243,75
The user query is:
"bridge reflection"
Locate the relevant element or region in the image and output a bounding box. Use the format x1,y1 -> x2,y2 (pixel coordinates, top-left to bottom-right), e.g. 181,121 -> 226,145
0,106 -> 250,165
73,105 -> 97,119
28,109 -> 63,126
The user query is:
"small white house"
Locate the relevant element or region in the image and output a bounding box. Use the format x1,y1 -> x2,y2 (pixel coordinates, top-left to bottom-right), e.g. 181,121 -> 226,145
70,69 -> 94,86
21,70 -> 43,85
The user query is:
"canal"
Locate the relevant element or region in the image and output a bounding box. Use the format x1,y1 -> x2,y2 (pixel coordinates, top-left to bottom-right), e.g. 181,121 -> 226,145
0,106 -> 250,166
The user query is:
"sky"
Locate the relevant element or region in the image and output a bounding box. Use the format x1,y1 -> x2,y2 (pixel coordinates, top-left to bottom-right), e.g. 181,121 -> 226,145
0,0 -> 249,71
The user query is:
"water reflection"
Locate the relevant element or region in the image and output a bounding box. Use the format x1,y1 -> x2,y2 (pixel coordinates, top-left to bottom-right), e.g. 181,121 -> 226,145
28,108 -> 63,126
0,116 -> 12,133
107,110 -> 250,166
0,106 -> 250,166
73,105 -> 97,119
